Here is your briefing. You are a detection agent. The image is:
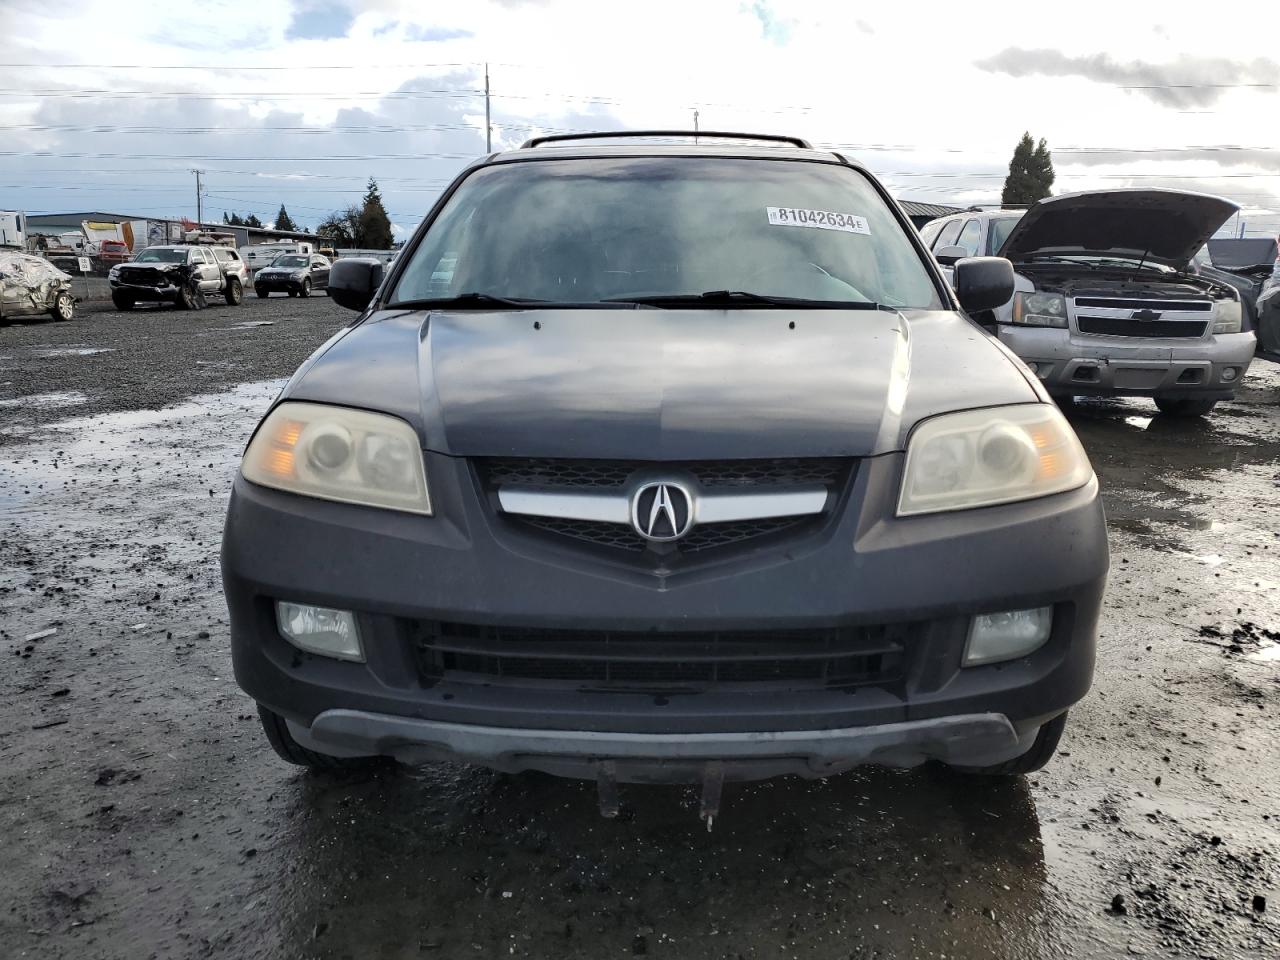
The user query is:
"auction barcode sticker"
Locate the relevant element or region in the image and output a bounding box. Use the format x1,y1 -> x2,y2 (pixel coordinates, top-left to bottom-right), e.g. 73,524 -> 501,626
766,207 -> 870,235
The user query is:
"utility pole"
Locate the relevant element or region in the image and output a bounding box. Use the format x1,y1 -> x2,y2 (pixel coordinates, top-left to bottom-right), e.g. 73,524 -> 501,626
484,63 -> 491,153
192,169 -> 204,227
693,108 -> 699,142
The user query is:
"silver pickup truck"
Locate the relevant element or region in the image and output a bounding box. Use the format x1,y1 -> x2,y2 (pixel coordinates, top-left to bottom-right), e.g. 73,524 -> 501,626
921,189 -> 1255,417
108,244 -> 245,311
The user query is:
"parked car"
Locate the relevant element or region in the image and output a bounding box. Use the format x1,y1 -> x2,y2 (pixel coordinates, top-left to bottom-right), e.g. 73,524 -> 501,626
239,241 -> 315,273
920,191 -> 1254,417
107,245 -> 228,310
0,250 -> 74,324
222,130 -> 1108,815
253,253 -> 330,298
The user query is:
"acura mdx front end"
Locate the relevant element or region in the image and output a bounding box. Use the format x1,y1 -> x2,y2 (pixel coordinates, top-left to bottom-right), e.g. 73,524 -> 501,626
222,132 -> 1108,808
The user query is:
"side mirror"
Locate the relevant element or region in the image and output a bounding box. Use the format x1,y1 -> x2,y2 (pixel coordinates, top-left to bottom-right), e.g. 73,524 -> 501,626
953,256 -> 1015,314
327,257 -> 384,311
934,245 -> 968,266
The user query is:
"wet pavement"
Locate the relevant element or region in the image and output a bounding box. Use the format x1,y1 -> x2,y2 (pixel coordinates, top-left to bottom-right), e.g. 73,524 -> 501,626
1,299 -> 1277,959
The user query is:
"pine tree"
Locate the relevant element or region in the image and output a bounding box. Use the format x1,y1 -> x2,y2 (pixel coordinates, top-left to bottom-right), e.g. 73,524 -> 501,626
1001,133 -> 1055,207
358,177 -> 393,249
245,214 -> 263,228
275,205 -> 297,232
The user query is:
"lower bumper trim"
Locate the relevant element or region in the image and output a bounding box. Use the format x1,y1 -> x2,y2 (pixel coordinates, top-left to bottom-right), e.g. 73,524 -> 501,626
287,709 -> 1036,782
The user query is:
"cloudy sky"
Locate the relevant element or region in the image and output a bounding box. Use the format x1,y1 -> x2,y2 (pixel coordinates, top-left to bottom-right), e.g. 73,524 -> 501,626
3,0 -> 1279,239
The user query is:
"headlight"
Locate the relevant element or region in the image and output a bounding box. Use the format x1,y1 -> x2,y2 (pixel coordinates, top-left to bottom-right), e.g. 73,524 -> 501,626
1212,299 -> 1242,334
1010,291 -> 1068,327
898,404 -> 1093,516
241,401 -> 431,514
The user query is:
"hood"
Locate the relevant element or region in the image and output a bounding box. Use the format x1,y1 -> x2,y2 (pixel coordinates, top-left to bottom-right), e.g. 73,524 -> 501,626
285,308 -> 1038,459
999,188 -> 1238,270
1207,238 -> 1279,272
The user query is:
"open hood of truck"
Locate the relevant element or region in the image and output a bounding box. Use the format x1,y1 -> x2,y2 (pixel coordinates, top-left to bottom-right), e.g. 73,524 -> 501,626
998,188 -> 1238,270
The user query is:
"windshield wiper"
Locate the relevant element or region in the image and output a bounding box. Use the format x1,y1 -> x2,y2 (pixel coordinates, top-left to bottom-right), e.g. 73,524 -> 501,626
389,292 -> 642,310
390,292 -> 549,310
602,290 -> 881,309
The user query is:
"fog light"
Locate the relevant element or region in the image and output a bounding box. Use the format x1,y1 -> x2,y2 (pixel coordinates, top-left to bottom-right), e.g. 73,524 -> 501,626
1221,367 -> 1239,383
276,601 -> 363,661
964,607 -> 1052,666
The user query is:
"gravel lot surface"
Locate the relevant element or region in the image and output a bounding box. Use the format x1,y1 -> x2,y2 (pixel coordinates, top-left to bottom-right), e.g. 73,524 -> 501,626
1,297 -> 1278,959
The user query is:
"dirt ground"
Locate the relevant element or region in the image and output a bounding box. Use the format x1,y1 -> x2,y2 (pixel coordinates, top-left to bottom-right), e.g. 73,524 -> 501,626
1,296 -> 1277,959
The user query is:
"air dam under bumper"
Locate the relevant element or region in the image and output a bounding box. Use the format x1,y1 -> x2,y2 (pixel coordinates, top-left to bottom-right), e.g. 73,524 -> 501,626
998,326 -> 1256,399
286,710 -> 1038,781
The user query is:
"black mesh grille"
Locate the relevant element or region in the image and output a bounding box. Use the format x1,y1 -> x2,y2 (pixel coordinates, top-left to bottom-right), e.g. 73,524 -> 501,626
480,457 -> 848,490
414,621 -> 908,691
117,267 -> 170,286
518,514 -> 808,553
1077,316 -> 1207,339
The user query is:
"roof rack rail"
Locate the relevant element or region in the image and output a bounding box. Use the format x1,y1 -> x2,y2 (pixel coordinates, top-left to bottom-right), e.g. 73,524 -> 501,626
521,130 -> 813,149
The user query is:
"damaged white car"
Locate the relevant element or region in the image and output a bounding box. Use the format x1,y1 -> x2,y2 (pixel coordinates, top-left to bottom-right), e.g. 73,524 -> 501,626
0,251 -> 75,325
922,189 -> 1253,417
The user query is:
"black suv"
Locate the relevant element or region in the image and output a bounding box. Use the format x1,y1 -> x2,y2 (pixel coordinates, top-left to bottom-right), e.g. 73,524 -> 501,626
222,132 -> 1108,814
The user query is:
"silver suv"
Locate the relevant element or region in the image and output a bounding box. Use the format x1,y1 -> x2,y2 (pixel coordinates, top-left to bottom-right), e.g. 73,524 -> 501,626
920,189 -> 1256,417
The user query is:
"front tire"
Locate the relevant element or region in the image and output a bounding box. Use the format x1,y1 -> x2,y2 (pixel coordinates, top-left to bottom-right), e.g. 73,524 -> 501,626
1154,396 -> 1218,417
300,278 -> 311,298
255,286 -> 268,299
224,276 -> 243,306
111,293 -> 134,311
257,706 -> 387,771
175,283 -> 196,311
949,712 -> 1068,776
50,291 -> 75,321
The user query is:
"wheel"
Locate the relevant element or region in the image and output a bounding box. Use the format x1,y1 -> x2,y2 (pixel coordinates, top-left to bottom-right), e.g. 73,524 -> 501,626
300,278 -> 311,298
224,276 -> 243,306
255,286 -> 268,299
175,283 -> 196,310
287,289 -> 298,298
950,712 -> 1068,776
1154,396 -> 1217,417
50,291 -> 74,322
111,293 -> 134,311
257,706 -> 387,771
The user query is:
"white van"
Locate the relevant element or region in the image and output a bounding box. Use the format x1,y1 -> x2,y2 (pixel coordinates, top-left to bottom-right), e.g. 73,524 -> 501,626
0,211 -> 27,250
239,241 -> 315,272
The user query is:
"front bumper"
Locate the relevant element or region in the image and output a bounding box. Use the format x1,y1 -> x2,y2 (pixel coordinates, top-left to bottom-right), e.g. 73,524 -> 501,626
997,326 -> 1256,399
109,279 -> 181,301
254,275 -> 306,292
222,451 -> 1108,781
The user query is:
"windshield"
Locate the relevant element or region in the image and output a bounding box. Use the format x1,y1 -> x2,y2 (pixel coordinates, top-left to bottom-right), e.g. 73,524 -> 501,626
391,157 -> 943,309
988,216 -> 1023,255
271,255 -> 308,268
134,248 -> 187,263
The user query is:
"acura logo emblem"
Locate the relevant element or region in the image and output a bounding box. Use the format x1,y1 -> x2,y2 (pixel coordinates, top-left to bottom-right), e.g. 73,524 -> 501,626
631,481 -> 694,542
